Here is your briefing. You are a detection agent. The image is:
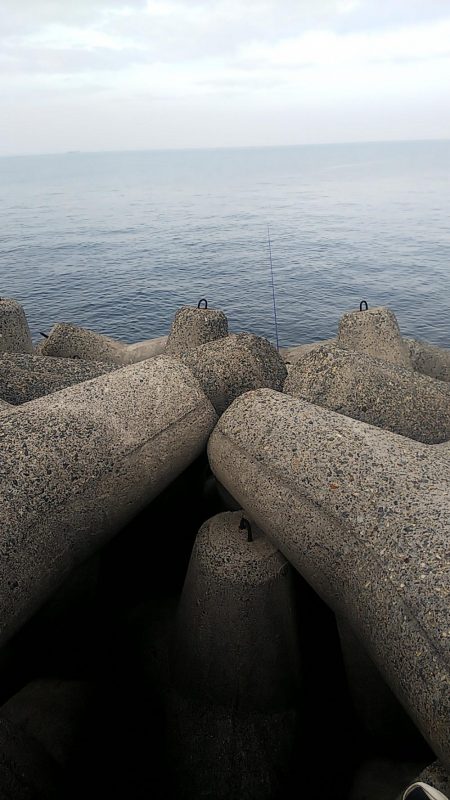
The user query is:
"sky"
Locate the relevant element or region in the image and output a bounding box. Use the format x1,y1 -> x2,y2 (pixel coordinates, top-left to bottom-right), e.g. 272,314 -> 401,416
1,0 -> 450,155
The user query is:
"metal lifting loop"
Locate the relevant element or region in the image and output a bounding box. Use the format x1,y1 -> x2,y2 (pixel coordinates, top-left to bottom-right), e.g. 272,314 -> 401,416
39,331 -> 49,339
239,517 -> 253,543
197,298 -> 208,309
359,300 -> 368,312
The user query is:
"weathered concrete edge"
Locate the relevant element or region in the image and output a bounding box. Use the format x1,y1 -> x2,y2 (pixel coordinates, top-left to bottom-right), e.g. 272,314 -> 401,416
207,417 -> 450,768
0,358 -> 218,646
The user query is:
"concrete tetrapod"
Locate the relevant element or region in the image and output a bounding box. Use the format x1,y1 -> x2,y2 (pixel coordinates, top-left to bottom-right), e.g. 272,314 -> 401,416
165,304 -> 228,356
405,338 -> 450,384
337,305 -> 412,367
283,344 -> 450,444
280,338 -> 336,367
121,335 -> 167,363
180,332 -> 287,414
39,322 -> 167,364
39,323 -> 128,362
0,356 -> 217,646
169,511 -> 300,800
0,298 -> 33,355
207,389 -> 450,770
0,353 -> 117,405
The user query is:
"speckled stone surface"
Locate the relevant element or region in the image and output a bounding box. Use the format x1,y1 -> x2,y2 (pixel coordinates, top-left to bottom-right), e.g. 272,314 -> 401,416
0,397 -> 12,412
284,343 -> 450,443
165,305 -> 228,356
208,389 -> 450,770
405,338 -> 450,384
280,338 -> 336,366
337,306 -> 412,367
181,333 -> 287,414
40,322 -> 127,363
169,510 -> 300,799
38,324 -> 167,364
0,298 -> 33,355
0,353 -> 117,405
0,355 -> 217,646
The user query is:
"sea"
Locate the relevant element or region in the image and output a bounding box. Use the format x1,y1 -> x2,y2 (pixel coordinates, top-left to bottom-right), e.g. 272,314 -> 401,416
0,140 -> 449,349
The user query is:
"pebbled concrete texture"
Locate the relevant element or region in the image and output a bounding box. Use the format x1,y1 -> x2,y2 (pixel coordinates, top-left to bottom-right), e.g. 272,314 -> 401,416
0,352 -> 117,405
337,306 -> 412,367
40,323 -> 127,362
284,343 -> 450,444
181,333 -> 287,414
280,338 -> 336,366
39,322 -> 167,364
0,298 -> 33,355
0,355 -> 217,647
169,510 -> 300,799
0,398 -> 12,412
165,305 -> 228,355
207,389 -> 450,771
405,338 -> 450,384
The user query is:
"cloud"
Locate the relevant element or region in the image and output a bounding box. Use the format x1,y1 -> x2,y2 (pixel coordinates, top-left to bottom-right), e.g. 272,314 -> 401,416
239,19 -> 450,69
0,0 -> 449,153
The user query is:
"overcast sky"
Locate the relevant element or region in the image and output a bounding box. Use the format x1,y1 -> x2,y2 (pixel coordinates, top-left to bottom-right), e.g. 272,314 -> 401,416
1,0 -> 449,155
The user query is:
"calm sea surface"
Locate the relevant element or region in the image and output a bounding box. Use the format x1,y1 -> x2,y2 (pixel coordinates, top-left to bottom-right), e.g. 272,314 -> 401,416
0,141 -> 449,348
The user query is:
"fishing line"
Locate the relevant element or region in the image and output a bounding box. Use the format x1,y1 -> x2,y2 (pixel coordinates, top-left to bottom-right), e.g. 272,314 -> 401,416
267,223 -> 280,352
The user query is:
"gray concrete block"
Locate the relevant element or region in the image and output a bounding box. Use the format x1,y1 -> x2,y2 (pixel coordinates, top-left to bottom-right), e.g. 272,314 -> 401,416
208,389 -> 450,770
40,322 -> 127,363
405,338 -> 450,383
337,305 -> 412,367
169,510 -> 300,799
0,398 -> 12,412
165,305 -> 228,355
284,343 -> 450,443
181,333 -> 287,414
38,324 -> 167,364
280,338 -> 336,365
0,353 -> 117,405
0,356 -> 217,646
0,298 -> 33,355
121,335 -> 167,363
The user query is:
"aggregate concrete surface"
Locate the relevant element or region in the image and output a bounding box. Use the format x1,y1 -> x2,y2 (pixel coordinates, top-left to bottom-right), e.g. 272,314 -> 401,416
284,343 -> 450,443
0,355 -> 217,646
181,333 -> 287,413
0,353 -> 117,405
208,389 -> 450,771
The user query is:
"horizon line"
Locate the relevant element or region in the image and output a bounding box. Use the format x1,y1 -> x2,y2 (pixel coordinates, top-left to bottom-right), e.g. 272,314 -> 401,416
1,136 -> 449,160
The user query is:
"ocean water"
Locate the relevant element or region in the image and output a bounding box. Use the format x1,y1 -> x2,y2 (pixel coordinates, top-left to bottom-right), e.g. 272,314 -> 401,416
0,140 -> 449,348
